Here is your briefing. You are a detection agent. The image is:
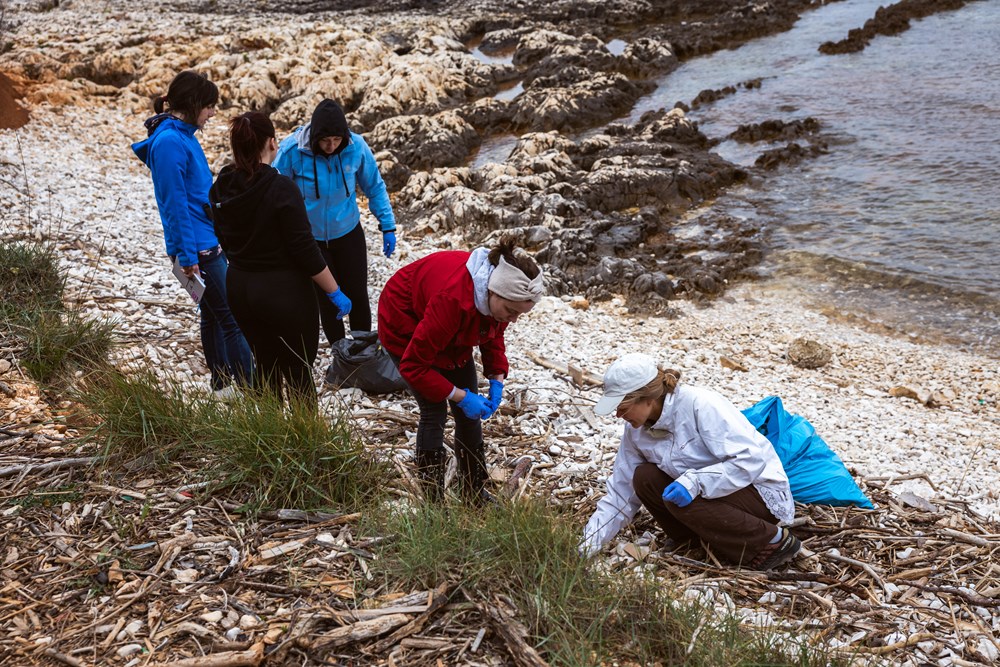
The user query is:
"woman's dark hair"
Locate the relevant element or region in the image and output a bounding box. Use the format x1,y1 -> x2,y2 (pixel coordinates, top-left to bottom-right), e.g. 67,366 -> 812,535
488,235 -> 540,279
229,112 -> 275,176
153,70 -> 219,124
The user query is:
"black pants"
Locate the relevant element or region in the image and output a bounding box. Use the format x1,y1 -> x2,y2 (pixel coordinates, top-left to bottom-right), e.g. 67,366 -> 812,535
227,267 -> 320,406
313,222 -> 370,343
387,351 -> 486,497
632,463 -> 779,565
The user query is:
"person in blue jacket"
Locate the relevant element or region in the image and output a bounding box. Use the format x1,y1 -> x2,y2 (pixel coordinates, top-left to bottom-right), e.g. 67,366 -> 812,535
273,99 -> 397,345
131,70 -> 254,396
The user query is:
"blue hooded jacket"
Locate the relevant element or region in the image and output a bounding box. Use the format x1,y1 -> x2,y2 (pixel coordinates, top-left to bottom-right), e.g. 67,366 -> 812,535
132,114 -> 218,267
272,100 -> 395,242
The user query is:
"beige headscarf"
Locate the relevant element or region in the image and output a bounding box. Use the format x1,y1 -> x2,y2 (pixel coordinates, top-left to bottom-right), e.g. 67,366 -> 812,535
487,255 -> 544,303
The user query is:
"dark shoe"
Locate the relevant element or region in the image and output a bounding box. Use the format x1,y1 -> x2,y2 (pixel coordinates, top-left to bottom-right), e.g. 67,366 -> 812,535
414,448 -> 446,502
473,487 -> 500,508
454,445 -> 488,504
748,527 -> 801,570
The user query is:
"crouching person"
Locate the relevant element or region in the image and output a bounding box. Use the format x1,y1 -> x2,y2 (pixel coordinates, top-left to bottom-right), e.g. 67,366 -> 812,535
581,353 -> 801,569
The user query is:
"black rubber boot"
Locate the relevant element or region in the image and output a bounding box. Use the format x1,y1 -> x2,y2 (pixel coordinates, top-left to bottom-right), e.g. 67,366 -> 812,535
455,444 -> 490,505
414,448 -> 446,502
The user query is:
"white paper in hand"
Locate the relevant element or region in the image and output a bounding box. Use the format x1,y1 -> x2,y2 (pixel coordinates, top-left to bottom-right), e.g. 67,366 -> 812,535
172,257 -> 206,304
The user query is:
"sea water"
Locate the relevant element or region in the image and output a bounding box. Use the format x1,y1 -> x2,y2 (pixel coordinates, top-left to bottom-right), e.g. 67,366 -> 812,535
635,0 -> 1000,353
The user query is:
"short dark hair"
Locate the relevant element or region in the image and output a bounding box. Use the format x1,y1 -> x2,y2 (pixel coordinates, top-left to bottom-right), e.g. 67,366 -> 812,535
153,71 -> 219,124
488,235 -> 540,280
229,112 -> 275,176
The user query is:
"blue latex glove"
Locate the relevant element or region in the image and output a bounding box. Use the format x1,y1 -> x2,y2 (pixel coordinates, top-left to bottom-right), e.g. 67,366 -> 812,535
326,288 -> 352,320
382,231 -> 396,258
488,379 -> 503,410
662,481 -> 693,507
456,389 -> 492,420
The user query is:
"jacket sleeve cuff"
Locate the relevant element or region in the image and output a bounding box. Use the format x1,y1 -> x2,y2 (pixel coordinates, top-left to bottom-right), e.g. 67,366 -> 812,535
446,386 -> 458,401
676,474 -> 699,500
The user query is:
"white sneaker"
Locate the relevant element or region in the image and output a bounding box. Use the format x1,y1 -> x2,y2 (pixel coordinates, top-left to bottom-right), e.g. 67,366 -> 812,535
212,385 -> 239,401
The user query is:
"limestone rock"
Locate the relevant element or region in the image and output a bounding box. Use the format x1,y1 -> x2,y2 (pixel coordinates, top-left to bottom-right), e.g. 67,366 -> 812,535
787,338 -> 832,369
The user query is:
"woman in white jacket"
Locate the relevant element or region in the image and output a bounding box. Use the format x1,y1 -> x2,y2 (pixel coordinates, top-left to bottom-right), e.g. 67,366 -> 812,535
582,353 -> 801,570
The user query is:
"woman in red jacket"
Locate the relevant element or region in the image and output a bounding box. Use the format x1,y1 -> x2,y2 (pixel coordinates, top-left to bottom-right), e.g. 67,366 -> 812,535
378,238 -> 544,503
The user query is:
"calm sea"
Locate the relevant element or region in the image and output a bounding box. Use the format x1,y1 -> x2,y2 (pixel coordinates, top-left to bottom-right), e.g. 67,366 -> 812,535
469,0 -> 999,354
627,0 -> 1000,354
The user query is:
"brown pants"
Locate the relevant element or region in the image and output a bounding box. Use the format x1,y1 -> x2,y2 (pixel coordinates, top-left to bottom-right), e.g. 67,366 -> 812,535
633,463 -> 779,565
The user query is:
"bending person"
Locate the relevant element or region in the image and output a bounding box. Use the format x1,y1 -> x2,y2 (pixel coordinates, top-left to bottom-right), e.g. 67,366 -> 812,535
131,70 -> 253,397
273,99 -> 397,345
378,238 -> 543,503
582,353 -> 800,569
209,112 -> 351,407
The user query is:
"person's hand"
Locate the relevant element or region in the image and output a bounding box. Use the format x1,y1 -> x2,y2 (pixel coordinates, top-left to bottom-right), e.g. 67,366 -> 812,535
488,379 -> 503,410
181,264 -> 201,279
382,231 -> 396,258
662,481 -> 693,507
326,288 -> 352,320
456,390 -> 492,420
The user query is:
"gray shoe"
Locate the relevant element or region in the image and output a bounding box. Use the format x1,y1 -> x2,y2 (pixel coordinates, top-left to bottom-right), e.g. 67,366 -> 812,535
749,527 -> 801,570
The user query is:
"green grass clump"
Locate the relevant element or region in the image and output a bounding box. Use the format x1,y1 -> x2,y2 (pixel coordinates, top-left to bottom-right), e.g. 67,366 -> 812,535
1,240 -> 115,387
372,499 -> 838,666
18,307 -> 116,385
0,240 -> 64,316
80,368 -> 387,510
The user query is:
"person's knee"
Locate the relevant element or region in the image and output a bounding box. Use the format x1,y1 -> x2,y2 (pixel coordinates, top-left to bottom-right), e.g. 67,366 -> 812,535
632,462 -> 665,490
418,402 -> 449,427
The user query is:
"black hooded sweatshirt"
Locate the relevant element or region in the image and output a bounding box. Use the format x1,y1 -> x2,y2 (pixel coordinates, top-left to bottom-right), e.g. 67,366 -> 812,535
209,165 -> 327,276
309,99 -> 350,156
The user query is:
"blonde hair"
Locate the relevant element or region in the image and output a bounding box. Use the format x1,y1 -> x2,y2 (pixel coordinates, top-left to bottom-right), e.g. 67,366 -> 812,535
618,368 -> 681,411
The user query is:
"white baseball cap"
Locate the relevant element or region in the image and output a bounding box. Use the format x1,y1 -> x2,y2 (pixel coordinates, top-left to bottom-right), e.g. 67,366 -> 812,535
593,353 -> 659,416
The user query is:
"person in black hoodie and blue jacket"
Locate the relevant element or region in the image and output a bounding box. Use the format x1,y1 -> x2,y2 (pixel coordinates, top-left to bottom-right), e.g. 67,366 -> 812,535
273,99 -> 397,345
132,70 -> 254,397
210,112 -> 352,406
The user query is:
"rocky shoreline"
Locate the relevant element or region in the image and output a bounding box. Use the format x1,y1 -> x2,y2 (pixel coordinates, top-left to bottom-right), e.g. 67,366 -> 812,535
2,1 -> 1000,663
0,0 -> 853,311
1,0 -> 997,513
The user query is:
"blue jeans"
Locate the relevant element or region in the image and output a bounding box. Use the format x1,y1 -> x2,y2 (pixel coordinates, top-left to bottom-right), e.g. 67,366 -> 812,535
197,251 -> 254,390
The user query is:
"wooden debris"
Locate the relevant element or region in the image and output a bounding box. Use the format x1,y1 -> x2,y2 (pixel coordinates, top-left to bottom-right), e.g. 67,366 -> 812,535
481,598 -> 549,667
525,351 -> 602,387
148,642 -> 264,666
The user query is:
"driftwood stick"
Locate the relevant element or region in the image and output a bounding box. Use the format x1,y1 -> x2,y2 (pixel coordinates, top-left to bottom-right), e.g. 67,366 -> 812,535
525,351 -> 602,387
908,582 -> 1000,608
371,582 -> 450,653
42,649 -> 86,667
481,599 -> 548,667
847,632 -> 936,655
503,457 -> 533,499
822,550 -> 886,589
939,528 -> 998,548
307,614 -> 411,650
0,456 -> 100,477
148,642 -> 264,667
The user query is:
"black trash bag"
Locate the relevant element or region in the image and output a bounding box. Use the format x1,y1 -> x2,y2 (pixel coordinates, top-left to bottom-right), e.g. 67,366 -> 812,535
325,331 -> 407,394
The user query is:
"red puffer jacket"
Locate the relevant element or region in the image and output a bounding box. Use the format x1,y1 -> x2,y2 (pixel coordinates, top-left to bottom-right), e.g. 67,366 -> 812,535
378,251 -> 508,402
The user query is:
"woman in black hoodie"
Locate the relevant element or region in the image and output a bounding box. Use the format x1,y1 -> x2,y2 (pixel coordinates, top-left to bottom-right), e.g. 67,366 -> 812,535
209,112 -> 353,406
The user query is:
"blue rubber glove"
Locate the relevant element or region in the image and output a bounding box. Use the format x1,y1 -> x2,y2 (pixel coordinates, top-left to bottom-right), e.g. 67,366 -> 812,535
662,481 -> 693,507
488,379 -> 503,410
382,231 -> 396,258
326,288 -> 352,320
456,390 -> 492,420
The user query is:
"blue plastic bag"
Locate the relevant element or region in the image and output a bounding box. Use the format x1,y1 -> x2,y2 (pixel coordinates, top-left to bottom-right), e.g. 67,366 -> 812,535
741,396 -> 873,509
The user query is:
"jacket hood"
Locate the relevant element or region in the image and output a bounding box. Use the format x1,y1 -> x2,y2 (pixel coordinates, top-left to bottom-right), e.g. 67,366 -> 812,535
131,114 -> 194,165
309,99 -> 350,156
466,247 -> 494,317
209,164 -> 280,219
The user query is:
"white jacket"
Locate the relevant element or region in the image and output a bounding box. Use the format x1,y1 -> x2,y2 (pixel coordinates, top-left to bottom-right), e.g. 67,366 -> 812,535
582,384 -> 794,555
